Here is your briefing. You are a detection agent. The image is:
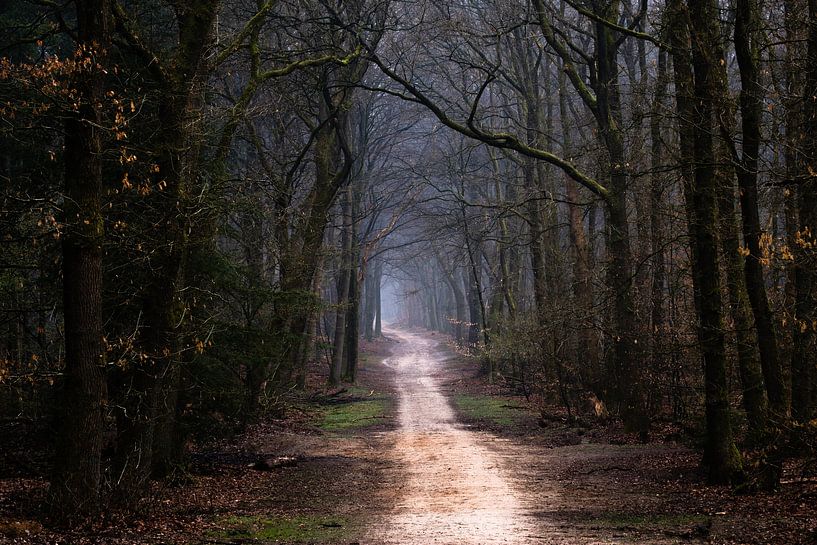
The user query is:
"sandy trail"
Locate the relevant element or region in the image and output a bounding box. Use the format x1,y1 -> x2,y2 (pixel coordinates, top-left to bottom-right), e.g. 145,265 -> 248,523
374,327 -> 546,544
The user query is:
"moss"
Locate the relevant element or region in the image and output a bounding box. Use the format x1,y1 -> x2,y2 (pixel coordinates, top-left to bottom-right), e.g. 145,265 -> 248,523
453,394 -> 525,427
210,515 -> 350,543
319,398 -> 387,431
344,385 -> 380,397
357,353 -> 381,368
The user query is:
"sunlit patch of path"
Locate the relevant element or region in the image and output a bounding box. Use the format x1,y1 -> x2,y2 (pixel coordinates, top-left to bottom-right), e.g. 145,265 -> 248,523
374,327 -> 546,545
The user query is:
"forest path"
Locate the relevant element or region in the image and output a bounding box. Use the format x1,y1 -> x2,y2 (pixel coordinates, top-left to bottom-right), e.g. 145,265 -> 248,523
368,327 -> 548,544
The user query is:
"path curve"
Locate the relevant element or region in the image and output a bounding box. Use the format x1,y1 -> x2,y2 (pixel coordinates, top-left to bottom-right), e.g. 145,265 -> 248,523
371,327 -> 545,544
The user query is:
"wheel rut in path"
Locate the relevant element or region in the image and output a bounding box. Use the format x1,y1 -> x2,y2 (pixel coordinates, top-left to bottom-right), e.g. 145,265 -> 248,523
370,327 -> 546,545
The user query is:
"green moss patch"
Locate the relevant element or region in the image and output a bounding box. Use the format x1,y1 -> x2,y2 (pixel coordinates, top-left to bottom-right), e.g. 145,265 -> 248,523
357,352 -> 387,369
453,394 -> 526,427
318,398 -> 388,432
210,514 -> 350,543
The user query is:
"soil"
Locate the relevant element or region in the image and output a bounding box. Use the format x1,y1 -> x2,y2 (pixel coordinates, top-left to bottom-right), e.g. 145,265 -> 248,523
367,328 -> 541,544
0,326 -> 815,544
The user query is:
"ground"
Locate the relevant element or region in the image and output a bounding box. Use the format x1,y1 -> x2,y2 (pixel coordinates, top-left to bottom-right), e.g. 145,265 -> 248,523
0,326 -> 815,544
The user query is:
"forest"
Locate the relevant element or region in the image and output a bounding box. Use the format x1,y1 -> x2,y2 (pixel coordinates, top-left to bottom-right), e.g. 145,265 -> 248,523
0,0 -> 816,543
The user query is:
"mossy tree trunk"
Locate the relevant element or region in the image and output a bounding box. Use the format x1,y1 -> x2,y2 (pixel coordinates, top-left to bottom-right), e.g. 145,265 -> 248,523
344,185 -> 361,383
670,0 -> 742,482
330,187 -> 352,387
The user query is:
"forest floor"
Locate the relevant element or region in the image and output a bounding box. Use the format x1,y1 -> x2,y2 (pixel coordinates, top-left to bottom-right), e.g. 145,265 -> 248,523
1,326 -> 816,544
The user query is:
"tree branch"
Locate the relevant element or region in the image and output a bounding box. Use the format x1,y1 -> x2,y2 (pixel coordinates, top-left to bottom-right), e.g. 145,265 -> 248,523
366,48 -> 609,200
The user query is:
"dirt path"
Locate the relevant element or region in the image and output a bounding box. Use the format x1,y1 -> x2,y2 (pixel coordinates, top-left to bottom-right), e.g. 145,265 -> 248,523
370,328 -> 546,544
1,329 -> 813,544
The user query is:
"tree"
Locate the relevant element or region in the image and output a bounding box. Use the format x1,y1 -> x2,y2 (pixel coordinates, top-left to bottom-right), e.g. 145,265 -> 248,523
50,0 -> 111,517
671,0 -> 743,484
366,0 -> 650,434
791,0 -> 817,424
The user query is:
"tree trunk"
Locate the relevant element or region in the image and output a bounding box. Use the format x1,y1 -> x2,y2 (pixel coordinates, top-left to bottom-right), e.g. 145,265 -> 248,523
254,86 -> 354,401
50,0 -> 110,517
683,0 -> 743,483
487,250 -> 506,333
734,0 -> 787,420
364,265 -> 376,341
462,268 -> 480,346
109,0 -> 220,498
151,360 -> 185,478
296,256 -> 325,390
591,0 -> 647,436
792,0 -> 817,423
782,0 -> 804,408
717,167 -> 769,442
330,188 -> 352,387
649,49 -> 668,408
374,261 -> 383,337
526,182 -> 549,319
344,198 -> 360,382
559,61 -> 599,393
438,255 -> 466,346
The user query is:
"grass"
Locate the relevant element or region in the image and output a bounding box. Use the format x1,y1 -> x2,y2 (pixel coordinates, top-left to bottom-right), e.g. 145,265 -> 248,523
357,352 -> 387,368
453,394 -> 526,427
210,514 -> 351,543
318,397 -> 388,432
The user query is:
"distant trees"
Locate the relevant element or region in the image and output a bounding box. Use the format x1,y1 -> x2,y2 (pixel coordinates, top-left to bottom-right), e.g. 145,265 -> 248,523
374,0 -> 817,487
368,0 -> 651,433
